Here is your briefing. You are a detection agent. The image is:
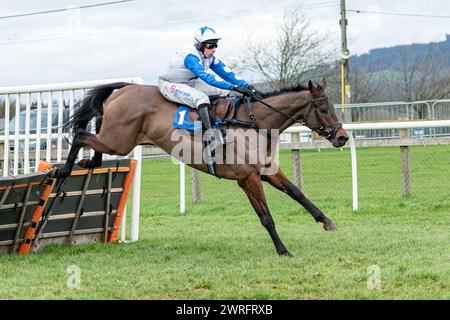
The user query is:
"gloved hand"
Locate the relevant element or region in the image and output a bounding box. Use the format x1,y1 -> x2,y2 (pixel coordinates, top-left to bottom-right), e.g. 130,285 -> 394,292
247,84 -> 263,97
232,85 -> 254,96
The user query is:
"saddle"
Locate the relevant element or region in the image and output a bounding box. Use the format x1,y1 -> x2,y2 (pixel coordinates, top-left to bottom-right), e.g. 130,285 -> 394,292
173,95 -> 241,133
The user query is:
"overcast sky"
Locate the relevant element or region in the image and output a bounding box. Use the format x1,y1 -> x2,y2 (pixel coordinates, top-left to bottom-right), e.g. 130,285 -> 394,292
0,0 -> 449,86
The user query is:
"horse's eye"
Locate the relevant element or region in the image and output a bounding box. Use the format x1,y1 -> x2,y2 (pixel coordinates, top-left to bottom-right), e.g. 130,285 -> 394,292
319,106 -> 328,113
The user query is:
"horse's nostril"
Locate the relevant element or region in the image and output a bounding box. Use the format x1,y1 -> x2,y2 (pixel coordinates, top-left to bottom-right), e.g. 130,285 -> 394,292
338,136 -> 348,144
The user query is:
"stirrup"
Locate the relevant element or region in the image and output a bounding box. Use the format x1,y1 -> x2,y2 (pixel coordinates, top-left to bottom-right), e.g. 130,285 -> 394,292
218,130 -> 233,145
202,142 -> 217,176
204,129 -> 222,144
214,130 -> 225,145
209,128 -> 233,145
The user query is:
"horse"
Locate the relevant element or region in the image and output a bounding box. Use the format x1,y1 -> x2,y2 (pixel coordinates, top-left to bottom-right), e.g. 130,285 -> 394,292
56,78 -> 348,256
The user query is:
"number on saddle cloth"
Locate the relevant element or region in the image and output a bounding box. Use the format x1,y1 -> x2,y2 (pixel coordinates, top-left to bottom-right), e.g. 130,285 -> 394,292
173,105 -> 225,133
173,106 -> 201,132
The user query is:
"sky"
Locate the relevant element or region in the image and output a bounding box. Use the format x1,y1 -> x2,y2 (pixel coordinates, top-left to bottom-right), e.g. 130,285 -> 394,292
0,0 -> 449,86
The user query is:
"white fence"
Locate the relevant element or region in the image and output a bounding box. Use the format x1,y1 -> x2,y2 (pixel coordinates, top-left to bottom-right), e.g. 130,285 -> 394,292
334,99 -> 450,121
178,120 -> 450,212
0,77 -> 144,241
284,120 -> 450,211
332,99 -> 450,139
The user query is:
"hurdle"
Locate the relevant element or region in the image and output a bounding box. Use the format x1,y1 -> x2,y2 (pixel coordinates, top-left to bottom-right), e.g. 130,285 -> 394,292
0,159 -> 137,254
0,78 -> 143,242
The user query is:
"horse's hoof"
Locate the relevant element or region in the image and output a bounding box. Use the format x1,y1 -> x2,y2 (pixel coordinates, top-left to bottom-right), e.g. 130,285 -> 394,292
78,159 -> 99,169
77,159 -> 89,168
323,222 -> 338,231
46,168 -> 59,179
280,250 -> 293,257
53,168 -> 71,179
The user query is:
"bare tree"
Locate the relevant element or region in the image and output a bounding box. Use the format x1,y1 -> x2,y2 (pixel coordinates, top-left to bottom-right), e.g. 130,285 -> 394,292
235,8 -> 335,90
384,46 -> 450,119
323,62 -> 386,105
349,68 -> 386,103
392,46 -> 450,101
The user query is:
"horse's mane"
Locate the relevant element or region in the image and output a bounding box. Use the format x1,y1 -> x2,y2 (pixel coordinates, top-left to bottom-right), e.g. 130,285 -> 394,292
260,83 -> 309,98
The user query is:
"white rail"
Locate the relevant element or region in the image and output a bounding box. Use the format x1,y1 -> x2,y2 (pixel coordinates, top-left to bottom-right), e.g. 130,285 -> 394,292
283,120 -> 450,133
0,77 -> 144,94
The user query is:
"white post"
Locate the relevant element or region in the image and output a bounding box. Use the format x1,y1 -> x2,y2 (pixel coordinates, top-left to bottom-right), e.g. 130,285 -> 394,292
68,90 -> 74,164
130,145 -> 142,242
57,91 -> 64,163
349,131 -> 358,211
89,117 -> 95,159
78,89 -> 85,161
129,77 -> 144,242
46,92 -> 52,162
180,160 -> 185,214
35,93 -> 42,169
121,204 -> 127,242
4,94 -> 10,177
13,94 -> 20,176
24,93 -> 31,174
69,90 -> 75,119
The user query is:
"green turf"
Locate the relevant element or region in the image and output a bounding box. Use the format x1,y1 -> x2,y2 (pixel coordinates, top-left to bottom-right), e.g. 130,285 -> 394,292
0,145 -> 449,299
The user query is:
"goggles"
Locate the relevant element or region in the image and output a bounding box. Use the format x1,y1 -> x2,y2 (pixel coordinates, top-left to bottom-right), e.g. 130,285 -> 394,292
204,42 -> 218,49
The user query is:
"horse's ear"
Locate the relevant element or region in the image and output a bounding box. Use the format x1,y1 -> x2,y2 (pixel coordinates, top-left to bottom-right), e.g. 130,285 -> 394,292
308,80 -> 319,95
319,78 -> 327,91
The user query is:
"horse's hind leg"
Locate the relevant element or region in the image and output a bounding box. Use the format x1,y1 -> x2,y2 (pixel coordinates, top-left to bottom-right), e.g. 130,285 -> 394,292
56,128 -> 114,178
238,170 -> 292,257
78,117 -> 103,169
56,129 -> 86,178
261,168 -> 337,231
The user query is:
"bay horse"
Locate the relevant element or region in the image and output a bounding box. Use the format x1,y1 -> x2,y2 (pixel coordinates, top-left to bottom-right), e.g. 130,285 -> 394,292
57,79 -> 348,256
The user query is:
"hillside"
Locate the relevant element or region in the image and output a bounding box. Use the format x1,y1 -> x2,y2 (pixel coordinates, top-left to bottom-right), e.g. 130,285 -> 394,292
349,34 -> 450,72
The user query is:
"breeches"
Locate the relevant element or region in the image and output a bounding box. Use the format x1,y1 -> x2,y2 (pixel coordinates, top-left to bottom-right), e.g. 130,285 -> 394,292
158,78 -> 230,109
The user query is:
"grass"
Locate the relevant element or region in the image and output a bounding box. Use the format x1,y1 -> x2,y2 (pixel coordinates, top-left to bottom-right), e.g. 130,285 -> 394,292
0,145 -> 449,299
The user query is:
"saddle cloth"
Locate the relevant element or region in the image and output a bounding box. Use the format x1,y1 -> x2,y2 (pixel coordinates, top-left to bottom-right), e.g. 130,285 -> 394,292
173,96 -> 241,132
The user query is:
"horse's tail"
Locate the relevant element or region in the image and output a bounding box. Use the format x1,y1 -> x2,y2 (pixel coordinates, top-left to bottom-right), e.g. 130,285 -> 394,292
64,82 -> 133,135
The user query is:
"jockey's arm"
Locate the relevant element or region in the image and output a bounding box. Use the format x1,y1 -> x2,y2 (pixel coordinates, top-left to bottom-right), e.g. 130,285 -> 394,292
210,56 -> 250,88
184,54 -> 234,90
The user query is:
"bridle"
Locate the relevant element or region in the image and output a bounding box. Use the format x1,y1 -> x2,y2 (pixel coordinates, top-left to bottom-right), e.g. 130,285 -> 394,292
310,96 -> 343,141
250,93 -> 343,142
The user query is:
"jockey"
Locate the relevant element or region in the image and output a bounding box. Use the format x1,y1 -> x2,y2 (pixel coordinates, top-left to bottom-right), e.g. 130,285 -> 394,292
158,26 -> 256,147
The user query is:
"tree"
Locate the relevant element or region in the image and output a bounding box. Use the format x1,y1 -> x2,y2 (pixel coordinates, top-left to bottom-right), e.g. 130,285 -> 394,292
235,8 -> 335,90
382,46 -> 450,119
323,61 -> 386,105
392,46 -> 450,102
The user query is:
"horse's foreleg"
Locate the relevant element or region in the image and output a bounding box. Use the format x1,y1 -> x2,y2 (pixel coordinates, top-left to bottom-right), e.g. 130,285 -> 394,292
238,171 -> 292,256
261,169 -> 338,231
78,117 -> 103,169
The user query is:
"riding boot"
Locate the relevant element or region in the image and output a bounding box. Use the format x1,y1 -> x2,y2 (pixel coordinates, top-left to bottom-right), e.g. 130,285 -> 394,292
198,103 -> 221,174
198,104 -> 224,144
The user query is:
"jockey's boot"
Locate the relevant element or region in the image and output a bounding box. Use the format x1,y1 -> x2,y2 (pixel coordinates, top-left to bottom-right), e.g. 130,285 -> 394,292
198,103 -> 224,144
198,103 -> 221,174
198,103 -> 225,146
